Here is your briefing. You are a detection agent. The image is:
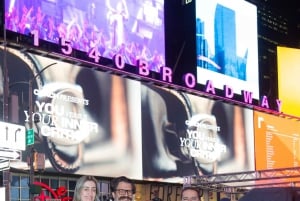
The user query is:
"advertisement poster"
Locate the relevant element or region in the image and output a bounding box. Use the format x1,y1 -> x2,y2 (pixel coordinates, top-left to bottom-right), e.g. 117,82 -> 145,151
254,111 -> 300,185
254,111 -> 300,170
1,46 -> 255,183
4,0 -> 165,72
195,0 -> 259,99
277,46 -> 300,118
141,85 -> 255,182
1,47 -> 143,179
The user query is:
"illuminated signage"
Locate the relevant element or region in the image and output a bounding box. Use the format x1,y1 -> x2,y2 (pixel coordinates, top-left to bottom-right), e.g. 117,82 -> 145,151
3,46 -> 256,179
22,30 -> 283,112
195,0 -> 260,100
254,111 -> 300,170
19,30 -> 280,111
4,0 -> 165,73
3,0 -> 280,112
141,84 -> 256,178
277,46 -> 300,118
78,50 -> 282,112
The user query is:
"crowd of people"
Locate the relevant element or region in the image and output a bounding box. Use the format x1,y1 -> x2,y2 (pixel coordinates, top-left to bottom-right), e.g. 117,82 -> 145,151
5,0 -> 165,72
72,175 -> 204,201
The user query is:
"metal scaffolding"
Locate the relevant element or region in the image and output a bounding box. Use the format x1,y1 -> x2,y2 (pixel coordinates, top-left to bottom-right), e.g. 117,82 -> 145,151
183,166 -> 300,193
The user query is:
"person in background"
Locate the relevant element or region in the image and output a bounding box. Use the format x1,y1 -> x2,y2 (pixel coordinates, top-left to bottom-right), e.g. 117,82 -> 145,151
181,187 -> 202,201
106,0 -> 129,47
73,175 -> 99,201
110,176 -> 136,201
151,190 -> 162,201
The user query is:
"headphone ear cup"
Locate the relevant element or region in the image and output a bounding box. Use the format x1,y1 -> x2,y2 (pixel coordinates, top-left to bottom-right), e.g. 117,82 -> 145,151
148,86 -> 192,161
35,82 -> 86,173
141,84 -> 193,177
75,68 -> 113,140
44,139 -> 83,173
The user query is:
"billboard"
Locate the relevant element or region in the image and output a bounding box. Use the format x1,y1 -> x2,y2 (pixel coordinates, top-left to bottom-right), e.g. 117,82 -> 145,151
1,46 -> 143,178
1,46 -> 255,182
2,0 -> 281,113
4,0 -> 165,72
277,46 -> 300,118
254,110 -> 300,185
254,111 -> 300,170
195,0 -> 259,100
141,84 -> 255,181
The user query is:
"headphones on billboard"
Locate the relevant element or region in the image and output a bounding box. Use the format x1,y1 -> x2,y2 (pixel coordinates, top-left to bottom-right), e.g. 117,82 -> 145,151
2,47 -> 89,173
141,83 -> 233,177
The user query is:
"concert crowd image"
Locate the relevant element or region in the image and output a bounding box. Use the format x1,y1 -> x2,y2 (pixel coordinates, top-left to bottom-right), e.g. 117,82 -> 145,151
4,0 -> 166,72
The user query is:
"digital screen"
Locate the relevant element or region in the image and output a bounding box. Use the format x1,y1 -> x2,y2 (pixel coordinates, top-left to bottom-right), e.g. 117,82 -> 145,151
4,0 -> 165,72
277,46 -> 300,118
2,45 -> 258,183
3,0 -> 280,113
141,84 -> 255,181
254,111 -> 300,185
195,0 -> 259,100
254,111 -> 300,170
1,46 -> 143,179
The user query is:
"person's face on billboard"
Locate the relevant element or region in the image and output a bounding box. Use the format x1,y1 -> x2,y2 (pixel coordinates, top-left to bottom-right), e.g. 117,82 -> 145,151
112,181 -> 134,201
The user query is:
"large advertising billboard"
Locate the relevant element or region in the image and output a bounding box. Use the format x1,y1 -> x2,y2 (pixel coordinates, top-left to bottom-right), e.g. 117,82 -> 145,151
1,46 -> 255,182
141,85 -> 255,182
2,46 -> 143,178
195,0 -> 259,100
4,0 -> 165,72
2,0 -> 280,113
277,46 -> 300,118
254,111 -> 300,170
254,110 -> 300,185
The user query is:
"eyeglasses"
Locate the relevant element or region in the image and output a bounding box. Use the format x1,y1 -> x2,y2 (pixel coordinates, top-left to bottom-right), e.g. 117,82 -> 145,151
116,189 -> 133,196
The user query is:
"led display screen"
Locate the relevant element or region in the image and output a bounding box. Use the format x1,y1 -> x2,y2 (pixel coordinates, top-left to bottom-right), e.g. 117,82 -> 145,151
2,0 -> 281,113
195,0 -> 259,100
254,111 -> 300,170
254,110 -> 300,185
141,84 -> 255,181
4,0 -> 165,72
1,46 -> 143,179
277,46 -> 300,118
2,46 -> 255,182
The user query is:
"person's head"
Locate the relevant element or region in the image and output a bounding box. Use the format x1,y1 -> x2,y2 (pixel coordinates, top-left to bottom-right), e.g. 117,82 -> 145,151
181,187 -> 202,201
110,176 -> 136,201
73,175 -> 99,201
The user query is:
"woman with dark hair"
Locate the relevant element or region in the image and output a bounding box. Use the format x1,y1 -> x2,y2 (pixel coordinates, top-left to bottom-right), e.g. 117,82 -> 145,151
73,175 -> 100,201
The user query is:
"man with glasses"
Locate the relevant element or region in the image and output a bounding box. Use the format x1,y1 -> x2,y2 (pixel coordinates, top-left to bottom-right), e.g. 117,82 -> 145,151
181,187 -> 202,201
111,176 -> 136,201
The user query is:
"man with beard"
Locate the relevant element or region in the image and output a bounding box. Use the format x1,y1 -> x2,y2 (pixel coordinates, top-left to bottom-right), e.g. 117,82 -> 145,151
111,176 -> 136,201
